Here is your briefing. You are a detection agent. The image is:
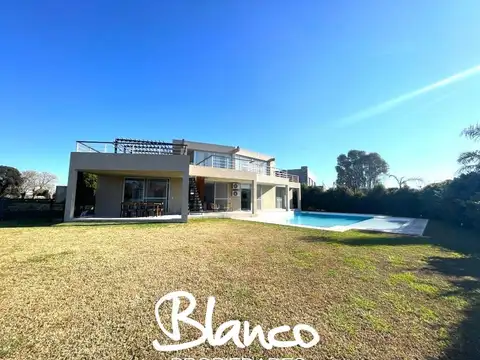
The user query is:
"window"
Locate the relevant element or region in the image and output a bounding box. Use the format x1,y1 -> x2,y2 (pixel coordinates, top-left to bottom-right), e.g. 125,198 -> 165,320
145,179 -> 168,201
214,182 -> 229,211
194,151 -> 232,168
234,155 -> 267,174
193,151 -> 210,164
123,178 -> 169,210
124,178 -> 144,202
215,182 -> 228,199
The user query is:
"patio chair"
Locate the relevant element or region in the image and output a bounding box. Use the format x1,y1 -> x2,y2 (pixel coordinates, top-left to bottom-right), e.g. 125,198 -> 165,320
137,202 -> 147,217
120,202 -> 130,217
153,202 -> 164,216
128,202 -> 138,217
146,202 -> 156,217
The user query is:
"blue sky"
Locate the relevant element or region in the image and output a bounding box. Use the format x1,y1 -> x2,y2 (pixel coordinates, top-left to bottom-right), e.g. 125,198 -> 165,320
1,1 -> 479,187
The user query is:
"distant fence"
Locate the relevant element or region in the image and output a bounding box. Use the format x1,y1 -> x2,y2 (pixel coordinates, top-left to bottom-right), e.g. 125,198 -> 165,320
0,198 -> 65,222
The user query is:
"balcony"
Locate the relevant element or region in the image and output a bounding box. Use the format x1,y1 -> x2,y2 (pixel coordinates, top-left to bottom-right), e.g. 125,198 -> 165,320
194,154 -> 300,183
76,138 -> 187,155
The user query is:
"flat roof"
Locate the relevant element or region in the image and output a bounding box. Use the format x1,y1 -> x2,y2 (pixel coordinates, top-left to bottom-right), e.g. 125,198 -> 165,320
173,139 -> 274,162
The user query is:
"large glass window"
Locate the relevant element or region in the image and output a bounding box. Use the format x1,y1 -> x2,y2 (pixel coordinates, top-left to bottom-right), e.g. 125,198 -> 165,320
234,155 -> 267,174
194,151 -> 232,168
214,182 -> 229,211
123,178 -> 169,210
215,182 -> 228,199
124,179 -> 144,202
194,151 -> 210,164
145,179 -> 168,201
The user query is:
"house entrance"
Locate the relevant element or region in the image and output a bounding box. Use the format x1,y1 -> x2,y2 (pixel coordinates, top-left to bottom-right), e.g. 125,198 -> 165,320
241,183 -> 251,211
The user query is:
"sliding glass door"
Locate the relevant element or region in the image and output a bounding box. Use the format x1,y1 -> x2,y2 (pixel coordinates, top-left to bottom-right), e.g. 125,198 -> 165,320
124,179 -> 144,202
203,181 -> 230,211
214,182 -> 229,210
124,178 -> 169,211
145,179 -> 169,210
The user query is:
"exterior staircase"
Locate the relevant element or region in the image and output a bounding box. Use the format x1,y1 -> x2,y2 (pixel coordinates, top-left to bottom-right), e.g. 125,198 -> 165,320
188,177 -> 203,213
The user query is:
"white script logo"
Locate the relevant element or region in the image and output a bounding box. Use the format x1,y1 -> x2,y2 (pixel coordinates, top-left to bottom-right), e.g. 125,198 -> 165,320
152,291 -> 320,352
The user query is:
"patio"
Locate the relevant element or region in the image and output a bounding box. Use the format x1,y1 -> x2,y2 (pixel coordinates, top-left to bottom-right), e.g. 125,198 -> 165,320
71,210 -> 256,223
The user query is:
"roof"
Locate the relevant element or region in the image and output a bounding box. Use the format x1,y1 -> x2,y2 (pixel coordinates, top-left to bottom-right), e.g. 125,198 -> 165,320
173,139 -> 274,162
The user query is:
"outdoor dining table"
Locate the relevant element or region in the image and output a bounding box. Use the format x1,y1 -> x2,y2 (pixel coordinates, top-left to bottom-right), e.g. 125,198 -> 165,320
120,202 -> 164,217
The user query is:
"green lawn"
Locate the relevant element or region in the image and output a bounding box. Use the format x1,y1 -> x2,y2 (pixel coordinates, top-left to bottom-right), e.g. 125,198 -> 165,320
0,219 -> 479,359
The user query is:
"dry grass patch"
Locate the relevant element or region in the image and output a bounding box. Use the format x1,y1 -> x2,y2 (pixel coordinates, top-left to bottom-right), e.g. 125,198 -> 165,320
0,219 -> 479,359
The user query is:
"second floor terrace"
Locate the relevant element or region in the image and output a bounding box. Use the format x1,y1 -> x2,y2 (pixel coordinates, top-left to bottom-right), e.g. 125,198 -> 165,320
76,138 -> 188,155
75,139 -> 300,183
192,153 -> 299,182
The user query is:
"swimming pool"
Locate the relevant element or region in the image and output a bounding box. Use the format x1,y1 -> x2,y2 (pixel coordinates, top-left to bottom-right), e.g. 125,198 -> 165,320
232,211 -> 428,235
286,212 -> 372,227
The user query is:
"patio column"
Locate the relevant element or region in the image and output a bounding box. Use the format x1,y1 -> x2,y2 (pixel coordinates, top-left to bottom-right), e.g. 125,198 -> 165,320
181,173 -> 189,222
297,187 -> 302,210
285,184 -> 290,211
251,180 -> 257,215
64,168 -> 78,222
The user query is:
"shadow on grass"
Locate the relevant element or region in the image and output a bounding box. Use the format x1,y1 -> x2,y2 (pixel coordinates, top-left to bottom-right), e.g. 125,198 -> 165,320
0,219 -> 63,228
300,220 -> 480,359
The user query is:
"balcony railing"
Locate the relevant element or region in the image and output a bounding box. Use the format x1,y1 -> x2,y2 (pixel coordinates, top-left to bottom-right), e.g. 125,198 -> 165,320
194,155 -> 300,183
76,139 -> 187,155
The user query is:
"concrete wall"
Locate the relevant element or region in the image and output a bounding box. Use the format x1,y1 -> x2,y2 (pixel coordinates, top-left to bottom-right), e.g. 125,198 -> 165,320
173,139 -> 274,163
230,183 -> 243,211
169,177 -> 183,214
96,175 -> 124,217
231,196 -> 241,211
55,185 -> 67,203
190,165 -> 299,188
257,173 -> 288,186
70,152 -> 190,173
259,184 -> 276,210
174,139 -> 236,154
190,165 -> 256,181
286,166 -> 316,186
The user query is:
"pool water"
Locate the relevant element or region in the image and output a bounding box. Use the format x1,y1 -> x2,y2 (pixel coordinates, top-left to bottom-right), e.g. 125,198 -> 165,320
286,212 -> 372,228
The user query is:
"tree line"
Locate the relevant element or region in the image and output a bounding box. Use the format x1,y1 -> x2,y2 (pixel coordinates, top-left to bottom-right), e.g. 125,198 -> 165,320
303,123 -> 480,230
0,167 -> 59,199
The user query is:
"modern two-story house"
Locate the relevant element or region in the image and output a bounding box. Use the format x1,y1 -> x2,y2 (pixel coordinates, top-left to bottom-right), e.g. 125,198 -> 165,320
64,138 -> 301,222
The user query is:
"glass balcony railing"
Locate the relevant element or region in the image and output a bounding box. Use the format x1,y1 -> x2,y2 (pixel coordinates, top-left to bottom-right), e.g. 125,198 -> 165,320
76,139 -> 187,155
194,155 -> 300,183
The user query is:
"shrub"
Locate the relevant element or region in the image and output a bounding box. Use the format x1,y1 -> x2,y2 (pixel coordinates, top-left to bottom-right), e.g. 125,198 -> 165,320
302,173 -> 480,230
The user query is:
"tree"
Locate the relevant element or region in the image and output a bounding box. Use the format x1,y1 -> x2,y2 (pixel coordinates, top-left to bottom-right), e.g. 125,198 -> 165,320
335,150 -> 389,191
19,170 -> 37,198
388,174 -> 424,188
20,170 -> 58,198
0,166 -> 23,197
364,152 -> 390,190
75,172 -> 97,209
36,189 -> 51,199
83,173 -> 98,191
458,123 -> 480,174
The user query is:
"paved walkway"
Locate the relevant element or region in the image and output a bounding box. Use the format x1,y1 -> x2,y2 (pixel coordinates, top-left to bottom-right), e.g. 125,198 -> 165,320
343,216 -> 429,236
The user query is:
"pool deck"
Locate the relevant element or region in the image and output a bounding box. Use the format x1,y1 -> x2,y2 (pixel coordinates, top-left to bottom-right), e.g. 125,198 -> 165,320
70,210 -> 428,236
69,211 -> 254,224
235,211 -> 429,236
339,215 -> 428,236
